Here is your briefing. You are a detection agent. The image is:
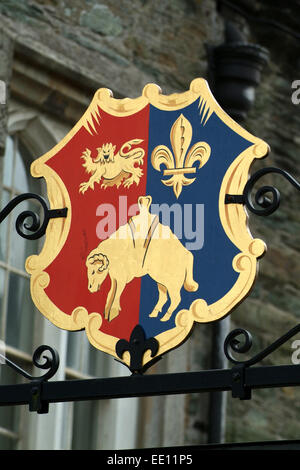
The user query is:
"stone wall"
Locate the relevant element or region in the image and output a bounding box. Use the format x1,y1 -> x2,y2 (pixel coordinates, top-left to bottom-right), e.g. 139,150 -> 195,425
0,0 -> 223,97
0,0 -> 300,446
219,1 -> 300,443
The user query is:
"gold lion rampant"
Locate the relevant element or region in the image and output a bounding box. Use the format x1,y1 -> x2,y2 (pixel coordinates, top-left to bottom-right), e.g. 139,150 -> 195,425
79,139 -> 145,194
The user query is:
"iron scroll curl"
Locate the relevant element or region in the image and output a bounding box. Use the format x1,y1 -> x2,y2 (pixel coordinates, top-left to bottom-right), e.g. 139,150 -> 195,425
224,166 -> 300,362
224,324 -> 300,367
225,166 -> 300,215
0,344 -> 59,382
0,193 -> 67,240
32,345 -> 60,381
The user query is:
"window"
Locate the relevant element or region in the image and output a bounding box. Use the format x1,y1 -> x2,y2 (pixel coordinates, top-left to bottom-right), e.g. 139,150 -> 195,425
0,134 -> 42,449
0,135 -> 41,353
66,329 -> 111,449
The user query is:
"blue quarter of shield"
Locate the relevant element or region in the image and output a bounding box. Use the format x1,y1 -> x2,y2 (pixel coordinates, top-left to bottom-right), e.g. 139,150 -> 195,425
139,99 -> 253,339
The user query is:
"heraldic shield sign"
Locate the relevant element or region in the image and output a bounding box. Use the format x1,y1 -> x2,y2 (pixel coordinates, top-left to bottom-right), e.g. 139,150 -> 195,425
26,78 -> 269,370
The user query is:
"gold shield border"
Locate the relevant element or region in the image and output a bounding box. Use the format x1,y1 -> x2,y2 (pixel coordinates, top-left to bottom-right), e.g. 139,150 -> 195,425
26,78 -> 269,368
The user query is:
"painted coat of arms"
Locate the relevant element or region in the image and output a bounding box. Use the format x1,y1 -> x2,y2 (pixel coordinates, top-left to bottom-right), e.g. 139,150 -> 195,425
26,78 -> 269,370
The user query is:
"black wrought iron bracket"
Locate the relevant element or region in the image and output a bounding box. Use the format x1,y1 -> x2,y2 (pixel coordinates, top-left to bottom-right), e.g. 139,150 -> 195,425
224,325 -> 300,399
0,345 -> 59,413
1,167 -> 300,415
0,193 -> 68,239
225,166 -> 300,215
1,324 -> 300,413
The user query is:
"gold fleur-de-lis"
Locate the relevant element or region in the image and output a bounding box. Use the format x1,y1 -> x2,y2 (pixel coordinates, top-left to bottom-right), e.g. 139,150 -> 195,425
151,114 -> 211,198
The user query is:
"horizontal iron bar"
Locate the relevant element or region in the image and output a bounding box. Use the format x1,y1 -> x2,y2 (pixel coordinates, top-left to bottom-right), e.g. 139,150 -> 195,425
245,364 -> 300,389
0,369 -> 231,406
0,364 -> 300,408
225,194 -> 245,204
0,383 -> 32,407
44,369 -> 232,402
48,208 -> 68,219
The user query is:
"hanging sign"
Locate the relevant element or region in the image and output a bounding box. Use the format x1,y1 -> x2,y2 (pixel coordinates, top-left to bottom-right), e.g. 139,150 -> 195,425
26,78 -> 268,369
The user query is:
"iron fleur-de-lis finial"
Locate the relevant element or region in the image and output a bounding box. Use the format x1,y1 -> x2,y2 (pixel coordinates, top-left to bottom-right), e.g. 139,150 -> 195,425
151,114 -> 211,198
115,325 -> 159,374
